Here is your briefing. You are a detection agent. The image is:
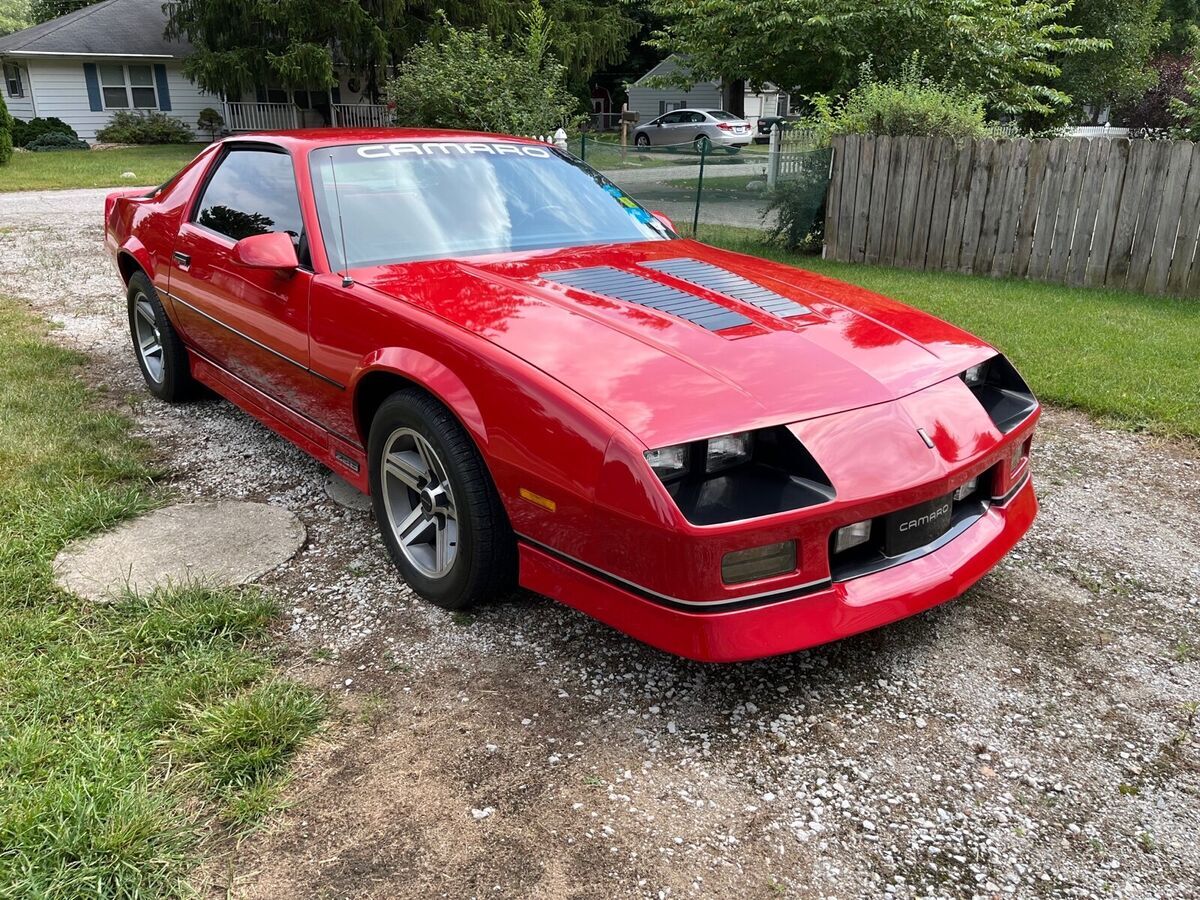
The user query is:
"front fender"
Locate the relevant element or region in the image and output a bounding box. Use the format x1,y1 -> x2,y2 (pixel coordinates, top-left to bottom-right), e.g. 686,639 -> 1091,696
349,347 -> 488,448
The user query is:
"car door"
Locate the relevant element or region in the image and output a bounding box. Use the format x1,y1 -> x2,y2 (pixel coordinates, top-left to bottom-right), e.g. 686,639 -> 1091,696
168,145 -> 317,416
653,111 -> 684,145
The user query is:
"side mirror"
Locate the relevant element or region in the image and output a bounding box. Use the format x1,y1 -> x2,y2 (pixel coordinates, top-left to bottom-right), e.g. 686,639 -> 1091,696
651,210 -> 677,233
233,231 -> 299,270
655,121 -> 663,127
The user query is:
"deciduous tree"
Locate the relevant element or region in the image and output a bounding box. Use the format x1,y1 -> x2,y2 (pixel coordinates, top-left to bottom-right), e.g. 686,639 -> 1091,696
1055,0 -> 1167,123
646,0 -> 1106,116
0,0 -> 30,35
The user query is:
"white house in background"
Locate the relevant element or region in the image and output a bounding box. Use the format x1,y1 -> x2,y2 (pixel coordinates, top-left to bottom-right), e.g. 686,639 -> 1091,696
0,0 -> 390,141
625,55 -> 788,126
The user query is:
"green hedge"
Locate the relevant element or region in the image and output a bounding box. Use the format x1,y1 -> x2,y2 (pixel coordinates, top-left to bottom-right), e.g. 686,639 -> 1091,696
0,93 -> 12,166
12,116 -> 79,148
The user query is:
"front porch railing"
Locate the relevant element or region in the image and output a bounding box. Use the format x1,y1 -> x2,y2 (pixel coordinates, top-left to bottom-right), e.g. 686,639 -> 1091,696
331,103 -> 393,128
223,102 -> 300,132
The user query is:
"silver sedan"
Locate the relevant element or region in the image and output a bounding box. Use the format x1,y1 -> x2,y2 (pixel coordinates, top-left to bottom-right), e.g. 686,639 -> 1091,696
632,109 -> 753,153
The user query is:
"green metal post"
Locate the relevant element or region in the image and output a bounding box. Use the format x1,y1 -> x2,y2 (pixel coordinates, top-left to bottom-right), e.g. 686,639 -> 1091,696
580,132 -> 587,162
692,141 -> 707,236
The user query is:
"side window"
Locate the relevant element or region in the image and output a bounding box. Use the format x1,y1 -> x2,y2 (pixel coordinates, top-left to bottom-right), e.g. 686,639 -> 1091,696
685,112 -> 706,124
660,112 -> 683,125
194,149 -> 304,246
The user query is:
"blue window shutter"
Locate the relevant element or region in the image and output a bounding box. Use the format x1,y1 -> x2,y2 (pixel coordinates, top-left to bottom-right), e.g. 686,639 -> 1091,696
153,64 -> 171,110
83,63 -> 102,111
331,86 -> 341,104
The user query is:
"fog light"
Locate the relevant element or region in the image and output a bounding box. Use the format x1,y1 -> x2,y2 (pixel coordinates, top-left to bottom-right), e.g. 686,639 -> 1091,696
721,541 -> 796,584
953,477 -> 978,501
1010,440 -> 1026,472
833,520 -> 872,554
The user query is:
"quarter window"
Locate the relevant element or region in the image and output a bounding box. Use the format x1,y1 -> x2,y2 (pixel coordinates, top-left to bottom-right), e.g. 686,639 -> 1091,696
194,148 -> 304,247
99,63 -> 157,109
3,63 -> 23,98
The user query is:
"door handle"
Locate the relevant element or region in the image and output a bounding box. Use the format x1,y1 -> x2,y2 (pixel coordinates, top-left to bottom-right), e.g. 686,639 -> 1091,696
173,251 -> 191,269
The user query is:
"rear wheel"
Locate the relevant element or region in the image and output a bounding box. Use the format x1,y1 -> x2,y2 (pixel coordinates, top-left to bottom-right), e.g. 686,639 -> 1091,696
126,270 -> 195,402
368,389 -> 516,610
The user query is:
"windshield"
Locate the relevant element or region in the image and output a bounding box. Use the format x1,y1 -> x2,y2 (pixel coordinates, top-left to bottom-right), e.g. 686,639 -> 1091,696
310,142 -> 673,269
705,110 -> 742,121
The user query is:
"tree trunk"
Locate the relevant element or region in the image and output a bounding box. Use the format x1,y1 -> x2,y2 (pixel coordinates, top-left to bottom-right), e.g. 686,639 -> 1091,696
724,79 -> 745,117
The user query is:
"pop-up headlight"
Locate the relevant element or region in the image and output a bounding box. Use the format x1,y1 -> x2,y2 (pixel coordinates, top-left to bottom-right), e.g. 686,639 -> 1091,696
644,444 -> 689,482
705,432 -> 752,474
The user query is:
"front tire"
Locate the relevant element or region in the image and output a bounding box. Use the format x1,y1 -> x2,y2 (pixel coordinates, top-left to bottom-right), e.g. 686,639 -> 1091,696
694,135 -> 712,155
127,270 -> 195,402
368,389 -> 516,610
635,133 -> 650,148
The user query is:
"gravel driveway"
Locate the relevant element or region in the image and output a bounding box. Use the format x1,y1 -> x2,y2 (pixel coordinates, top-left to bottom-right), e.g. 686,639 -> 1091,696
2,188 -> 1198,900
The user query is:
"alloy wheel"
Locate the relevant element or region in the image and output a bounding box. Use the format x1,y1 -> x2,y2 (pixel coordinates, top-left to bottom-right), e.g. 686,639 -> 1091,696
133,291 -> 164,383
380,427 -> 459,579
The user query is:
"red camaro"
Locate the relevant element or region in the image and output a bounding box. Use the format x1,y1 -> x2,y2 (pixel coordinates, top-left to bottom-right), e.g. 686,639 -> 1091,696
104,129 -> 1039,662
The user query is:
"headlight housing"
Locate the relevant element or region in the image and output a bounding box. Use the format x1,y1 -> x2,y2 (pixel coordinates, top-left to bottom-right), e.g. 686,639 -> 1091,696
961,355 -> 1037,433
642,427 -> 835,526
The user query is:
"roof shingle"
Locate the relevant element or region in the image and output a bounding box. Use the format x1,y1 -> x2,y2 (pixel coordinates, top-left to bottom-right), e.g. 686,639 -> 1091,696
0,0 -> 191,58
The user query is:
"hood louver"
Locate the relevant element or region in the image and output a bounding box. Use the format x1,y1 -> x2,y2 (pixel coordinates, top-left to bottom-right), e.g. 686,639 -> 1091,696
541,266 -> 751,332
641,258 -> 812,319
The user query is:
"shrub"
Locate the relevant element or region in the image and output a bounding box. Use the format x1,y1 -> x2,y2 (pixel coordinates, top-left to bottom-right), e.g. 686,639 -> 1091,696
762,157 -> 831,252
11,116 -> 78,148
0,92 -> 11,166
197,107 -> 224,142
26,131 -> 90,152
805,56 -> 987,144
386,0 -> 583,136
97,110 -> 193,144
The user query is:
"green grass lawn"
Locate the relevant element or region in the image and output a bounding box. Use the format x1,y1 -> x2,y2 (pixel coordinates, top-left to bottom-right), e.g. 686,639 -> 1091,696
0,144 -> 204,192
701,227 -> 1200,440
0,298 -> 322,896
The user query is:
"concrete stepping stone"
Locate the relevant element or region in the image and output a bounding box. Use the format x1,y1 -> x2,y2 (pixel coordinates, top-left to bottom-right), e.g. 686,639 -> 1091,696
53,501 -> 306,602
324,473 -> 372,512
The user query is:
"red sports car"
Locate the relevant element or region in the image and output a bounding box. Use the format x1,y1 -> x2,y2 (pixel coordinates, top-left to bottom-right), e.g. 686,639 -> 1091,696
104,129 -> 1039,663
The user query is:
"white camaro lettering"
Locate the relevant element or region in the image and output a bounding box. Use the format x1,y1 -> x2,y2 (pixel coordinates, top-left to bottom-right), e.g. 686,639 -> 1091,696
898,504 -> 951,532
356,142 -> 553,159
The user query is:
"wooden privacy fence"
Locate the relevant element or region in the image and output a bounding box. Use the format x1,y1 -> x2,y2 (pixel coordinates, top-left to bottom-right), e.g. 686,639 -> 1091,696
824,134 -> 1200,296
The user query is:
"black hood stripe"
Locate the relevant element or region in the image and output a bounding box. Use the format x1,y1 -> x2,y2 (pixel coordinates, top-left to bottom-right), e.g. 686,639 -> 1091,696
642,258 -> 812,318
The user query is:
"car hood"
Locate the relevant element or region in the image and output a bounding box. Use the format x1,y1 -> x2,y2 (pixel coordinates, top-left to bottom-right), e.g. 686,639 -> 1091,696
356,240 -> 995,447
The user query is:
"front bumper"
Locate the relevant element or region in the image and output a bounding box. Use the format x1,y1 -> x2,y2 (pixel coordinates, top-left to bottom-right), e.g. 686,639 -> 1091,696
519,474 -> 1037,662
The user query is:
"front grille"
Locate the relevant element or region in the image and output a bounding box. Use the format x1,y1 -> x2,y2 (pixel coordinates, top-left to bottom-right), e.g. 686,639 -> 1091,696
829,468 -> 995,582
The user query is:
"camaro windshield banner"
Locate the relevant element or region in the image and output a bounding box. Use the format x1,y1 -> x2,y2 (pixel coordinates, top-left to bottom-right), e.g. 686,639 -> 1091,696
355,142 -> 553,159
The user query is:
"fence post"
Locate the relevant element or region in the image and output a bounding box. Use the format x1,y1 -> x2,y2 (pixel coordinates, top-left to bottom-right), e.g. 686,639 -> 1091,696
767,124 -> 781,188
580,132 -> 587,162
693,141 -> 708,236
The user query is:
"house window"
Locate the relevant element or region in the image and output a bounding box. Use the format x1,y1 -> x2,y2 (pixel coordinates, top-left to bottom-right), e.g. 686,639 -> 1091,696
658,100 -> 686,115
98,63 -> 157,109
3,63 -> 23,98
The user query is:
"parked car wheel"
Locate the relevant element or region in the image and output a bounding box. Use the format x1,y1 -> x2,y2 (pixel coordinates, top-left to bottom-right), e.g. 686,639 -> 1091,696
126,270 -> 195,402
368,389 -> 516,610
635,133 -> 650,148
694,135 -> 711,155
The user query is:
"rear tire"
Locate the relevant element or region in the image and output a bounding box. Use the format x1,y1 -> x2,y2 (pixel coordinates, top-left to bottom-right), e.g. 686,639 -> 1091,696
127,270 -> 195,402
368,389 -> 516,610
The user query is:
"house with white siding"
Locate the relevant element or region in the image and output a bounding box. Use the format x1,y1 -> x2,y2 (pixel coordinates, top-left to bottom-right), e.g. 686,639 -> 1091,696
626,55 -> 789,128
0,0 -> 390,142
